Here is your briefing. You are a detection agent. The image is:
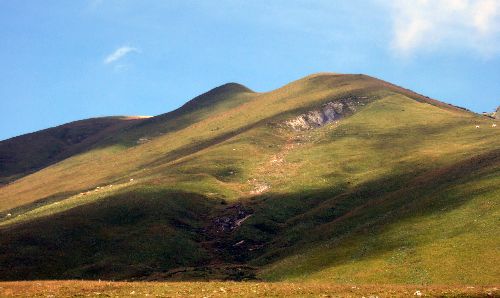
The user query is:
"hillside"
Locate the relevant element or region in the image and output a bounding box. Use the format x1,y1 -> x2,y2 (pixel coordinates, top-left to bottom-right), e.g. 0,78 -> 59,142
0,116 -> 150,185
0,73 -> 498,285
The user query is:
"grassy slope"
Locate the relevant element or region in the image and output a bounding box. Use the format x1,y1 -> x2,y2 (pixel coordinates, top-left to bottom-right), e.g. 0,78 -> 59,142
0,83 -> 257,211
234,94 -> 500,285
0,73 -> 498,285
0,188 -> 218,280
0,74 -> 370,211
0,116 -> 148,184
259,151 -> 500,284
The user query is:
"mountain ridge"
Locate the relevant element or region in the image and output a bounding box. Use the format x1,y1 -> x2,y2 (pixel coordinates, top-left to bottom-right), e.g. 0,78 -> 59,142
0,116 -> 149,185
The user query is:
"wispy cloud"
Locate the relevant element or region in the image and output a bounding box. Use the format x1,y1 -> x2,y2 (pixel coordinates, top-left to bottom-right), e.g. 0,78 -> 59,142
383,0 -> 500,57
104,46 -> 139,64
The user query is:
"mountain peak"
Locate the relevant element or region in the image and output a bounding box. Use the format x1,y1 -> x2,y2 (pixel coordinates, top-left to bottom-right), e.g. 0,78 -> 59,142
178,82 -> 254,112
209,82 -> 254,95
303,72 -> 343,79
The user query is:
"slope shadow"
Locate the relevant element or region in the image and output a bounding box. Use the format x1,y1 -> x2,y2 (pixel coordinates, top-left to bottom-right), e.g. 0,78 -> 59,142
238,149 -> 500,279
0,189 -> 221,281
0,149 -> 497,282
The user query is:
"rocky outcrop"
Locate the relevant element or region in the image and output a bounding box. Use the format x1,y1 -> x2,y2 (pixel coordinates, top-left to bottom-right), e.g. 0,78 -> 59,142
284,97 -> 366,131
211,204 -> 253,233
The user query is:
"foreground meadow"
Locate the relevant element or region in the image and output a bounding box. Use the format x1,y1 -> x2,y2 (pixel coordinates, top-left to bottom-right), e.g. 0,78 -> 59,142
0,281 -> 498,297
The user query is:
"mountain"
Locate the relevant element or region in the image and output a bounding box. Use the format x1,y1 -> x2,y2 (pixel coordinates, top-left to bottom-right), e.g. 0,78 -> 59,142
0,73 -> 498,284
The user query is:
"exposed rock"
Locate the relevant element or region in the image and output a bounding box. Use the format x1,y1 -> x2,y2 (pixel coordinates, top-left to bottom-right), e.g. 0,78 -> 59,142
284,97 -> 365,131
234,240 -> 245,247
484,106 -> 500,119
212,204 -> 253,233
249,179 -> 270,195
136,137 -> 151,144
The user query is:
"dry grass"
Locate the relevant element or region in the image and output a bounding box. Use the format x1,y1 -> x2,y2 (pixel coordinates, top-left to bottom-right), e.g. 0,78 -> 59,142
0,281 -> 497,297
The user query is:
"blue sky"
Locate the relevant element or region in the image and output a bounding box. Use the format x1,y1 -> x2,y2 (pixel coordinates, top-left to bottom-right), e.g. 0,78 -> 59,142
1,0 -> 499,141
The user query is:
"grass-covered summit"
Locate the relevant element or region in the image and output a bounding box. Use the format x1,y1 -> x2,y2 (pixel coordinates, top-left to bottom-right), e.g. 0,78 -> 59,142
0,73 -> 498,284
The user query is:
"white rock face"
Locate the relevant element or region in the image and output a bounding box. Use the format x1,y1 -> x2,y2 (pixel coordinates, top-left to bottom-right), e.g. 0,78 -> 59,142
284,98 -> 359,131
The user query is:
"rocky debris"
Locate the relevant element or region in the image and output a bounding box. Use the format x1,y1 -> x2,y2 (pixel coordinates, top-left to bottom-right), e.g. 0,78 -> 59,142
136,137 -> 151,144
284,97 -> 366,131
200,204 -> 265,263
248,134 -> 309,196
483,106 -> 500,119
248,244 -> 265,251
197,201 -> 268,269
247,178 -> 270,195
234,214 -> 252,228
268,142 -> 297,166
233,240 -> 245,247
270,155 -> 284,164
212,204 -> 253,233
248,179 -> 270,195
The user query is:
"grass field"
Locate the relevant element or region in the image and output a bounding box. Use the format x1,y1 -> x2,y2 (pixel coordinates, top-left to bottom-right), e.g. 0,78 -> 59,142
0,281 -> 497,297
0,73 -> 498,292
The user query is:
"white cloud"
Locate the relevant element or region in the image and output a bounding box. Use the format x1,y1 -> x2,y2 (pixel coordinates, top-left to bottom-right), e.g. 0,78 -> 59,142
104,46 -> 139,64
383,0 -> 500,57
472,0 -> 499,34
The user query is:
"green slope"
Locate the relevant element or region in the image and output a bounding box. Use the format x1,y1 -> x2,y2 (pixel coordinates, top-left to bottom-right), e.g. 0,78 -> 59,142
0,116 -> 149,184
0,73 -> 498,284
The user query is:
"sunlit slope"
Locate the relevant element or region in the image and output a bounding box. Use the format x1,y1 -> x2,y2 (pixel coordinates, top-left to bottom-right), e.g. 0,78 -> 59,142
251,97 -> 499,283
0,82 -> 255,211
0,74 -> 385,212
229,94 -> 499,285
0,116 -> 148,184
0,73 -> 498,284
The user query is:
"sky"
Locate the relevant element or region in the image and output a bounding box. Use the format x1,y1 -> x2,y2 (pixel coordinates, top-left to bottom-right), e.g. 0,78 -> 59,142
1,0 -> 499,141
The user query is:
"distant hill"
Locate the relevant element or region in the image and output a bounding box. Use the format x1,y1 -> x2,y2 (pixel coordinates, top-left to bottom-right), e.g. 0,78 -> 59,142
0,73 -> 498,285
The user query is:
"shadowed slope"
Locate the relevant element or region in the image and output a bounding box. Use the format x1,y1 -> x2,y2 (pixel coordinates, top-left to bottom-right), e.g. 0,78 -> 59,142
0,189 -> 219,280
257,150 -> 500,284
